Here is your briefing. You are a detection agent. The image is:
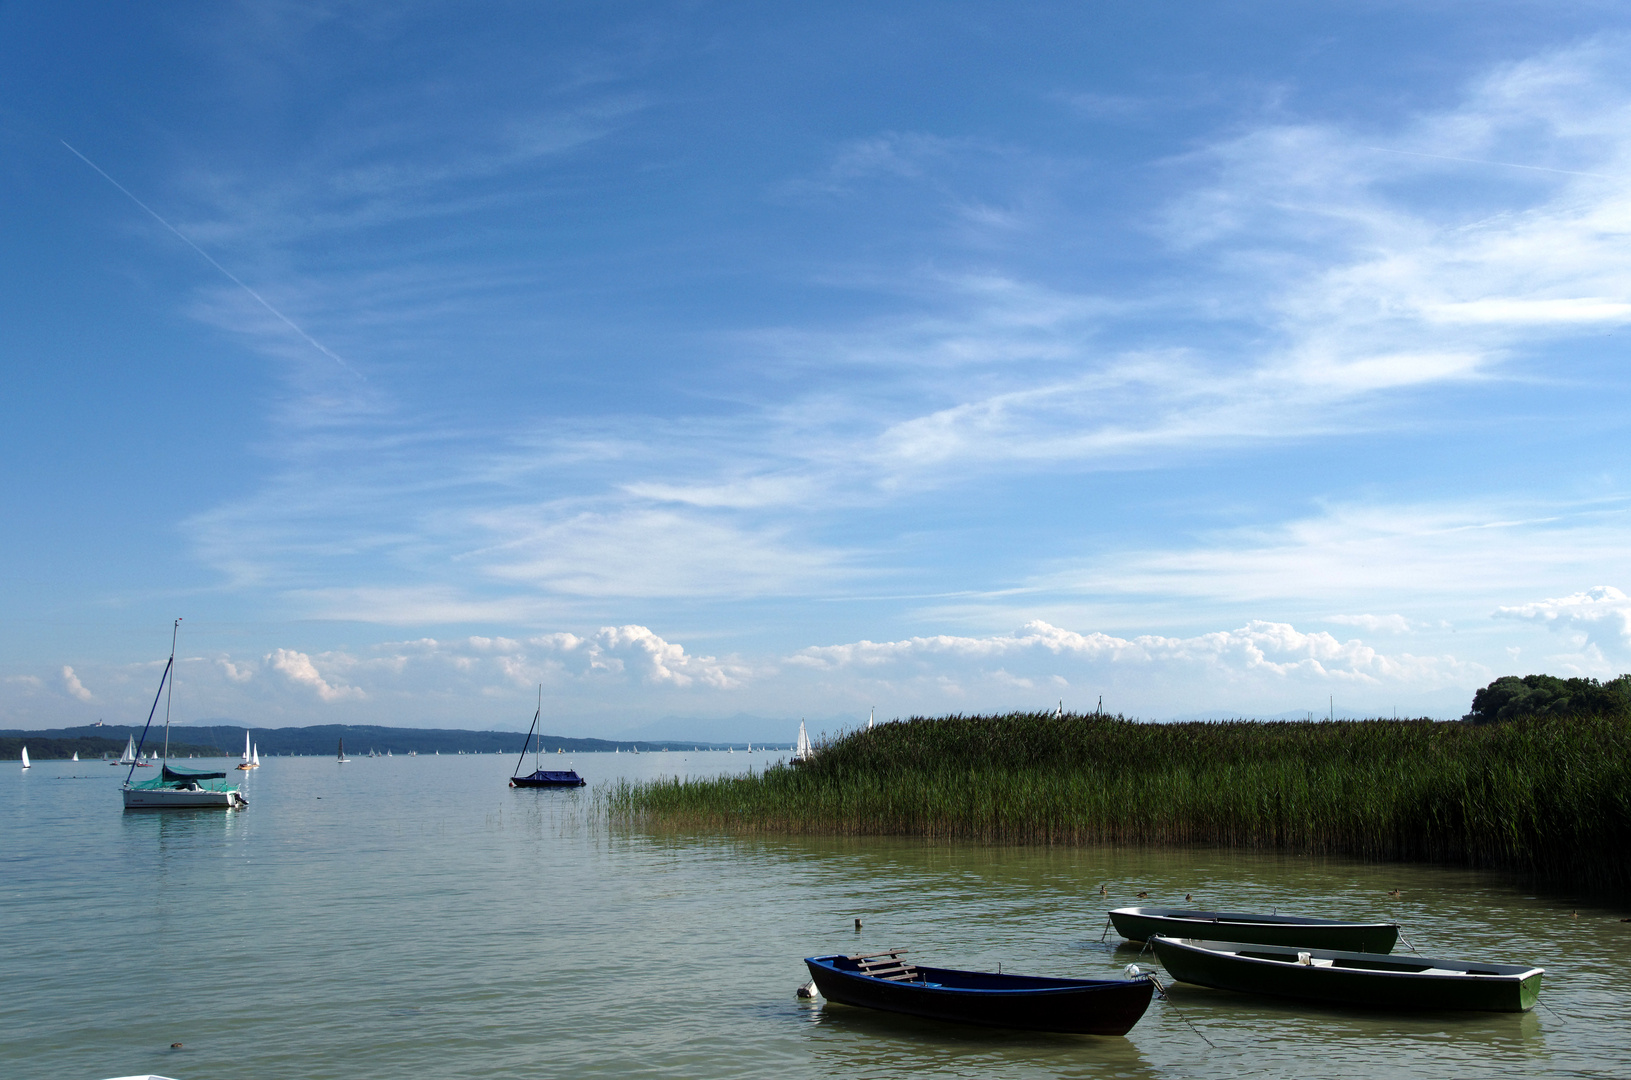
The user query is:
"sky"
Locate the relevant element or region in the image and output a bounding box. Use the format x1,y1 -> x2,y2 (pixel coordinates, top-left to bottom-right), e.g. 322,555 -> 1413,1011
3,1 -> 1630,739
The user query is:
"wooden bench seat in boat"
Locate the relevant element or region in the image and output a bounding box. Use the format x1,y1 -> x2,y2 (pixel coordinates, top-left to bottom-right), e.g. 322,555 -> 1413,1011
852,950 -> 922,982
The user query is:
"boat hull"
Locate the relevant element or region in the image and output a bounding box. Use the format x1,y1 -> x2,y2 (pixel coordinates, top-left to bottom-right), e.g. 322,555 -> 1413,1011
510,769 -> 586,787
1110,907 -> 1398,953
1150,937 -> 1542,1013
804,955 -> 1154,1035
122,786 -> 246,809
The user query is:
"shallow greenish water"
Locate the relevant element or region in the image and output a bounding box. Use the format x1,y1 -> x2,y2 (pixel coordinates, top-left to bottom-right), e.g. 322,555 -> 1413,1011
3,752 -> 1628,1079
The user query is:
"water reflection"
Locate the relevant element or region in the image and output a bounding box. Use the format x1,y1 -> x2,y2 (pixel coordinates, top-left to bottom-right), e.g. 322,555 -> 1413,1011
1,753 -> 1626,1080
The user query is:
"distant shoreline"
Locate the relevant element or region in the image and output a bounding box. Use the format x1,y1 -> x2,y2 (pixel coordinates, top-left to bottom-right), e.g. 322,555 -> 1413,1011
3,723 -> 789,759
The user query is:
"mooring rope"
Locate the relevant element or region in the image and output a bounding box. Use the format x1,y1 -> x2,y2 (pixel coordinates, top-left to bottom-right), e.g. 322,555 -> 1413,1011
1128,966 -> 1217,1050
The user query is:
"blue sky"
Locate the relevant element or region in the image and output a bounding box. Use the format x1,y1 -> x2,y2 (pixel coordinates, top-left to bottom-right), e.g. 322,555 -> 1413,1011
4,2 -> 1631,738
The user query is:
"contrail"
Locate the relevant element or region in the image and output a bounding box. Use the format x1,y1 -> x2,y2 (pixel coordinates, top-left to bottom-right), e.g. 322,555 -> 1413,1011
1362,145 -> 1612,180
60,140 -> 360,377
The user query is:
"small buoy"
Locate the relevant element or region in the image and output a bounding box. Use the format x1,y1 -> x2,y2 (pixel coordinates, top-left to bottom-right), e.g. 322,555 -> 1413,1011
1124,964 -> 1142,978
853,917 -> 862,931
796,980 -> 819,999
170,1043 -> 184,1049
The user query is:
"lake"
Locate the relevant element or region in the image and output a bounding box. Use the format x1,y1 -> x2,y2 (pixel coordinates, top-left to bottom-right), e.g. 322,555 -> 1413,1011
2,751 -> 1627,1079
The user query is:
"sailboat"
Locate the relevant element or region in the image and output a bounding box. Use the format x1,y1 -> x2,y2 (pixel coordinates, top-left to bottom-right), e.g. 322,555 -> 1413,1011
509,686 -> 585,788
237,731 -> 254,770
20,746 -> 29,770
113,736 -> 137,765
72,751 -> 79,761
868,706 -> 875,731
337,739 -> 350,763
251,744 -> 260,767
793,720 -> 814,764
122,619 -> 247,809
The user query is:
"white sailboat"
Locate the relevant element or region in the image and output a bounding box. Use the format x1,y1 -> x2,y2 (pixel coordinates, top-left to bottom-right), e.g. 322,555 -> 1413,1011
237,731 -> 254,770
251,744 -> 260,767
793,720 -> 814,764
122,619 -> 247,809
113,736 -> 137,765
72,751 -> 79,761
337,739 -> 350,763
868,706 -> 875,730
20,746 -> 29,770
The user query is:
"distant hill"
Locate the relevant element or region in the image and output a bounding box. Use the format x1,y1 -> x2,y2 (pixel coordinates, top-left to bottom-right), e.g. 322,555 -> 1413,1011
0,724 -> 786,758
0,733 -> 221,761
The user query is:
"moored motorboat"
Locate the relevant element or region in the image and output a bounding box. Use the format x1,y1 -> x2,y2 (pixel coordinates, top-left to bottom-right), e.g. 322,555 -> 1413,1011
1149,936 -> 1542,1012
804,950 -> 1155,1035
1110,906 -> 1399,953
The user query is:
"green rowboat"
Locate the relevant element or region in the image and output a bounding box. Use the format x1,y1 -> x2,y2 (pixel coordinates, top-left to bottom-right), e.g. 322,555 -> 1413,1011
1109,907 -> 1398,953
1149,936 -> 1543,1013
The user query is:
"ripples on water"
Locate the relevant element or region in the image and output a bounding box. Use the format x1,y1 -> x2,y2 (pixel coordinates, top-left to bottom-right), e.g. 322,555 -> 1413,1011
2,753 -> 1627,1079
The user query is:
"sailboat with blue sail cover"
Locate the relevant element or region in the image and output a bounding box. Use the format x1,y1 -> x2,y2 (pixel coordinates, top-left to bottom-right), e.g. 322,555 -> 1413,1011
509,687 -> 585,788
121,619 -> 248,810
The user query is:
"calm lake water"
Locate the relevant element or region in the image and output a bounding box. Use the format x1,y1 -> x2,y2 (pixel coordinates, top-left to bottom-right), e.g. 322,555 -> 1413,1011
3,751 -> 1629,1080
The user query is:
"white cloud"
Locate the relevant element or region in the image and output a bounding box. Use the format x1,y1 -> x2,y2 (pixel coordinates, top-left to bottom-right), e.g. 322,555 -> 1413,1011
218,658 -> 255,683
471,507 -> 847,600
1494,585 -> 1631,655
1325,614 -> 1415,633
791,618 -> 1478,690
1025,497 -> 1631,615
268,648 -> 365,702
531,625 -> 748,689
61,666 -> 94,702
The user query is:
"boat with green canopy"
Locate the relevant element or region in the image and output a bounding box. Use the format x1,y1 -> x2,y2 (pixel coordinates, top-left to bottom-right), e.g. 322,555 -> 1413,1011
120,619 -> 247,810
1149,936 -> 1543,1013
1109,906 -> 1398,953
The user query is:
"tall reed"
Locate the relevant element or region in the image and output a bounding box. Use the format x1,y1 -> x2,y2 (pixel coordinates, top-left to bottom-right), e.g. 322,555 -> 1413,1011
603,713 -> 1631,889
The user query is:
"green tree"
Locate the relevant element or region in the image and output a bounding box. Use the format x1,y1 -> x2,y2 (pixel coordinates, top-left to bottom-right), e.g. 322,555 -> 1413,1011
1464,673 -> 1631,724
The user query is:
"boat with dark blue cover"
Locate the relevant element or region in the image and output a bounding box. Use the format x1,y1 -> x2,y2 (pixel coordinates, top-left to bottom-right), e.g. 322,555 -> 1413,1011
804,950 -> 1155,1035
511,768 -> 586,788
508,688 -> 587,788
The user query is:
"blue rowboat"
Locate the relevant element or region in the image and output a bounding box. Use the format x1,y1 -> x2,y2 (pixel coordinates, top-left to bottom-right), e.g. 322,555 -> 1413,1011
804,951 -> 1155,1035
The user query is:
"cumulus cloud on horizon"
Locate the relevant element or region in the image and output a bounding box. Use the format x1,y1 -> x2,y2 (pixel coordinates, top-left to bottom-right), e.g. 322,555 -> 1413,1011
60,665 -> 94,702
268,648 -> 366,702
1495,585 -> 1631,658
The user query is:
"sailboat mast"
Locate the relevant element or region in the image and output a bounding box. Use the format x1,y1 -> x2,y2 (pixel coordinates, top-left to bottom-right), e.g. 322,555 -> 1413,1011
161,618 -> 180,764
127,620 -> 179,785
512,685 -> 541,778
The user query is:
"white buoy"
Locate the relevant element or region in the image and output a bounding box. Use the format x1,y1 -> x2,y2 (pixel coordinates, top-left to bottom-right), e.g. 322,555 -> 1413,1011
796,980 -> 819,999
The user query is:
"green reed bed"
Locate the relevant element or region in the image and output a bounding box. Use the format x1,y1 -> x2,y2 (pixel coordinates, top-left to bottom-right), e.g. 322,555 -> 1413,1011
602,713 -> 1631,889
